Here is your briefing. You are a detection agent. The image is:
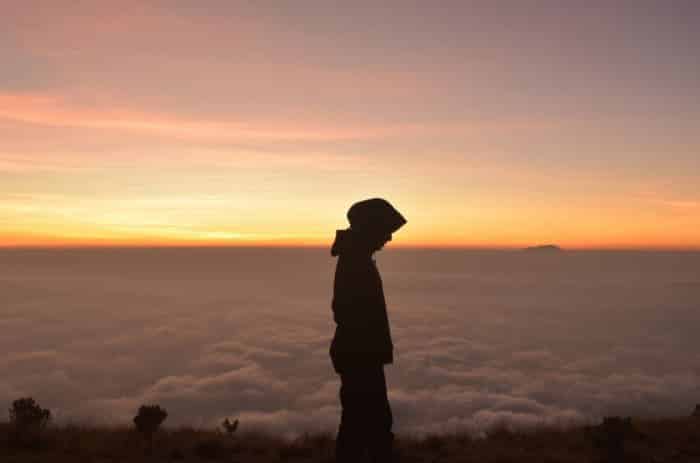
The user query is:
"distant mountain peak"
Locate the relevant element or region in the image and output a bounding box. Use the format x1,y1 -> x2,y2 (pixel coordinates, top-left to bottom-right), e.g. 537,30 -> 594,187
523,244 -> 563,252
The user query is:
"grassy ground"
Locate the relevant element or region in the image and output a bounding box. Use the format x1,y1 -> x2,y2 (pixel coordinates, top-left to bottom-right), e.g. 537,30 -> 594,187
1,417 -> 699,462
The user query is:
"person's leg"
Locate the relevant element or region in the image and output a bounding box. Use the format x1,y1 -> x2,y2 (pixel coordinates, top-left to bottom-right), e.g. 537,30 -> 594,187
336,370 -> 367,462
367,366 -> 394,462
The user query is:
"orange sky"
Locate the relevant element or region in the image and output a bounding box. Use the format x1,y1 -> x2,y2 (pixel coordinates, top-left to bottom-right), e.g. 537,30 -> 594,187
1,2 -> 699,249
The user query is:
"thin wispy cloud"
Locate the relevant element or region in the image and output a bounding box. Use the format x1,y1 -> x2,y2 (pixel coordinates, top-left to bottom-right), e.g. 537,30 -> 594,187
0,93 -> 417,142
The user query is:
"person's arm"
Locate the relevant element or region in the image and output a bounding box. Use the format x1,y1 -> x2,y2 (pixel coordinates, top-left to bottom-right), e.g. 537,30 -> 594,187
332,260 -> 371,328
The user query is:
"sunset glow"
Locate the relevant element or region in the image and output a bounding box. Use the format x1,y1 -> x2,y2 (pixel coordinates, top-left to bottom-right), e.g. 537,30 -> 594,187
2,2 -> 699,249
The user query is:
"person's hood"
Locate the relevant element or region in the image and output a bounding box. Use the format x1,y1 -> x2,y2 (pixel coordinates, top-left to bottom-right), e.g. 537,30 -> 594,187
347,198 -> 407,235
331,228 -> 359,257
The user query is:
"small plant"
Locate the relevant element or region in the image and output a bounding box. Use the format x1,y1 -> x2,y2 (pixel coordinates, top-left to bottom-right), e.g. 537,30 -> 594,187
8,397 -> 51,448
221,417 -> 239,437
9,397 -> 52,430
133,404 -> 168,453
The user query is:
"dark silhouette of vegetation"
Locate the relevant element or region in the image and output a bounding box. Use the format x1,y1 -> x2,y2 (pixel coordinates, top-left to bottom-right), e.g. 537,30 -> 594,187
2,415 -> 700,462
3,399 -> 700,461
133,404 -> 167,453
8,397 -> 51,449
221,417 -> 239,437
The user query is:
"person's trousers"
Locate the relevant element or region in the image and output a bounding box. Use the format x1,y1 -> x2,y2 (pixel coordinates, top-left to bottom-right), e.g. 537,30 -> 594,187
336,365 -> 394,462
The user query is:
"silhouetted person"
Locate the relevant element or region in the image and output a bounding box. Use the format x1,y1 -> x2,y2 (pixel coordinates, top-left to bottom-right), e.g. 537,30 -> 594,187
330,198 -> 407,463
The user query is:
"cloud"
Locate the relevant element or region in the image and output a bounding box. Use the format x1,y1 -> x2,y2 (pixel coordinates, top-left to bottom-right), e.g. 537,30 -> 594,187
0,93 -> 402,142
1,249 -> 699,436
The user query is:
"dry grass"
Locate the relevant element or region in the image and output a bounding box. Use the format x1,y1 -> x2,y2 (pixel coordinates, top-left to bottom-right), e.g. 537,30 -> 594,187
1,417 -> 699,462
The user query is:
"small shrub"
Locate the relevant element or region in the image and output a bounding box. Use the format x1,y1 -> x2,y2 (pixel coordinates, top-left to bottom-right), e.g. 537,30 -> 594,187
8,397 -> 51,449
9,397 -> 52,429
133,404 -> 167,437
222,417 -> 239,437
133,404 -> 167,452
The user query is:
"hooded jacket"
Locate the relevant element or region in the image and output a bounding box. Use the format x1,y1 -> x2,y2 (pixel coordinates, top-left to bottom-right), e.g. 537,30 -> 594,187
329,228 -> 393,373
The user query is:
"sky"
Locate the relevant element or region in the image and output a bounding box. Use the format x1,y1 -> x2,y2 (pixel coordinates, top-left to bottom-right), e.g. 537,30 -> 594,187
1,1 -> 699,249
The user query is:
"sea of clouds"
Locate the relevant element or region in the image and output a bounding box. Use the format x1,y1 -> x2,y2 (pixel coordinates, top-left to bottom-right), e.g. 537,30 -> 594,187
1,248 -> 699,437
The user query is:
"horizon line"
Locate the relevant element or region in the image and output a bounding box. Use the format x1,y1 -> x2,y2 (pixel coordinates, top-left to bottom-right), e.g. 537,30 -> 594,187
2,243 -> 699,252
